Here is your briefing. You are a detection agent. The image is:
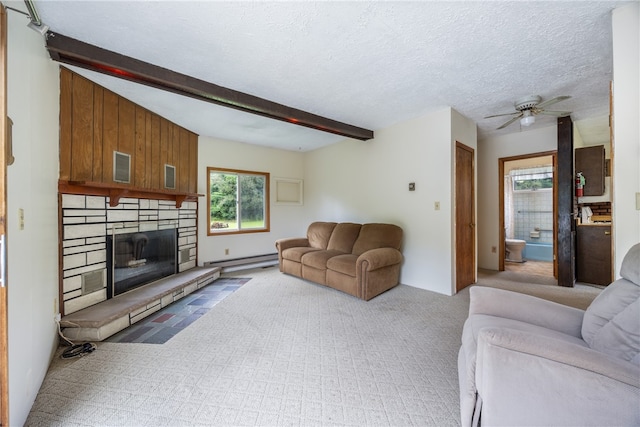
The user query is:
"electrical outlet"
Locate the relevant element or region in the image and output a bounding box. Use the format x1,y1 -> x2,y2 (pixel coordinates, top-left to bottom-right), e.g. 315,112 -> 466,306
224,248 -> 229,256
54,313 -> 61,322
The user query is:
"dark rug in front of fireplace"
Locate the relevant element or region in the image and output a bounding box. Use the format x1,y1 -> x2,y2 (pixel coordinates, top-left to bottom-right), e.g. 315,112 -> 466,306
105,277 -> 251,344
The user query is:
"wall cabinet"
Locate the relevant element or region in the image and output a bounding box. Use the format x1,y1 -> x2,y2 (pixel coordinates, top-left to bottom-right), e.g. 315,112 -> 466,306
59,68 -> 198,198
575,145 -> 605,196
576,224 -> 612,286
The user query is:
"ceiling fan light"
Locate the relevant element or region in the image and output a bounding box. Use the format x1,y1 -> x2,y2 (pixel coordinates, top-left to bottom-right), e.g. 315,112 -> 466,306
520,112 -> 535,126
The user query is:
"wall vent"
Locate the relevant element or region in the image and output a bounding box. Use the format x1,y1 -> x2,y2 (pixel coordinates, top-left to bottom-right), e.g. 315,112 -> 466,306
113,151 -> 131,183
81,270 -> 105,295
165,164 -> 176,189
180,248 -> 191,264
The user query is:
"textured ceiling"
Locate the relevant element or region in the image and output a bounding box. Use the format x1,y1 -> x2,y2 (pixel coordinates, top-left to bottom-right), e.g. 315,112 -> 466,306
27,1 -> 627,151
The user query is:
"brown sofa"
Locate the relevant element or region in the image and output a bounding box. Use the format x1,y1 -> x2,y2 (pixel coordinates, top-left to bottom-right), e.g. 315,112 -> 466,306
275,222 -> 403,300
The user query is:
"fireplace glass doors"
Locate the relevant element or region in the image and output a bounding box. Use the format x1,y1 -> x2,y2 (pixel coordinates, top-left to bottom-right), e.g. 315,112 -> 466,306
107,229 -> 177,297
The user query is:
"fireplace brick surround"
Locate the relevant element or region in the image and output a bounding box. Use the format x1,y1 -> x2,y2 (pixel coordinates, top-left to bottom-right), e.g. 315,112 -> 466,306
61,194 -> 199,315
59,193 -> 224,341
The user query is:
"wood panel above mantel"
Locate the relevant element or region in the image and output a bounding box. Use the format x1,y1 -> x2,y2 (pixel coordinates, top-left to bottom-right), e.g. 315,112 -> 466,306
59,180 -> 202,208
59,68 -> 198,197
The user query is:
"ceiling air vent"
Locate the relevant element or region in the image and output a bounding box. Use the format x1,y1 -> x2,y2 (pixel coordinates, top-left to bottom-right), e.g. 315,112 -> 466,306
165,164 -> 176,189
113,151 -> 131,183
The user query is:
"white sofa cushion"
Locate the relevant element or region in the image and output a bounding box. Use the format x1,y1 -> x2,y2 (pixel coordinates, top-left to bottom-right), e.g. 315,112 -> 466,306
459,312 -> 590,426
582,243 -> 640,365
620,243 -> 640,285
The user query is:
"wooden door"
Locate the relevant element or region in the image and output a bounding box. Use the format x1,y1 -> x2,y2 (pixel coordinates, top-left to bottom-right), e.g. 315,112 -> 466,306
456,142 -> 475,292
576,225 -> 612,285
0,7 -> 8,426
575,146 -> 605,196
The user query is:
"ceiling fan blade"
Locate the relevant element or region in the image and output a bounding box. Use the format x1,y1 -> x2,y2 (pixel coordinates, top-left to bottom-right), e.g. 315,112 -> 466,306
536,95 -> 571,109
497,114 -> 523,129
538,110 -> 572,117
484,111 -> 519,119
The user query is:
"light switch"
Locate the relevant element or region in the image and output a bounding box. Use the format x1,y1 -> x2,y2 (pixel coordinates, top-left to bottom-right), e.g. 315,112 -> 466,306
636,192 -> 640,210
434,201 -> 440,211
18,208 -> 24,230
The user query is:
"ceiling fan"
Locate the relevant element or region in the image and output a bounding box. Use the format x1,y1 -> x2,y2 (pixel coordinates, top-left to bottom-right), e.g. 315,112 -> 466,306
485,95 -> 572,130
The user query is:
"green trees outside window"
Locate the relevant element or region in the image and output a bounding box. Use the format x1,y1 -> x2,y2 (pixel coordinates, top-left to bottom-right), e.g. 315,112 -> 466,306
511,167 -> 554,191
208,167 -> 270,234
513,176 -> 553,191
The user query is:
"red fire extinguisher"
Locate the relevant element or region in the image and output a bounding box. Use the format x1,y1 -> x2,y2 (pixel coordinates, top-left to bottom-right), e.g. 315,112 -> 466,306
576,172 -> 585,197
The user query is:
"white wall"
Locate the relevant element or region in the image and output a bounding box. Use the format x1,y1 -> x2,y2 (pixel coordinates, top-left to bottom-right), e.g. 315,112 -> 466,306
612,3 -> 640,275
304,107 -> 475,295
6,5 -> 61,425
477,125 -> 558,270
197,137 -> 307,263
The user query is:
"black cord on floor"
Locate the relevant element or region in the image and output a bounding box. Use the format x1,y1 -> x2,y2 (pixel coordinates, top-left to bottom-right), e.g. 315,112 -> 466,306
61,342 -> 97,359
56,318 -> 97,358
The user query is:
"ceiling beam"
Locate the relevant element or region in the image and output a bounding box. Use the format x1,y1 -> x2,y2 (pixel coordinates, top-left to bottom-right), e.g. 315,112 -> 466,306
45,31 -> 374,141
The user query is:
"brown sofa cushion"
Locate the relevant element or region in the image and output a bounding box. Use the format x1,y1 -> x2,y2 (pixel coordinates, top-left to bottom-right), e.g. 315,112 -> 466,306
327,223 -> 361,253
352,223 -> 403,256
307,222 -> 337,249
326,254 -> 358,277
282,247 -> 321,263
302,250 -> 345,270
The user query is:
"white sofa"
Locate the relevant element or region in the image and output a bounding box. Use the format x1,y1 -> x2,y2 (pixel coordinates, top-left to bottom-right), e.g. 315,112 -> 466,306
459,243 -> 640,426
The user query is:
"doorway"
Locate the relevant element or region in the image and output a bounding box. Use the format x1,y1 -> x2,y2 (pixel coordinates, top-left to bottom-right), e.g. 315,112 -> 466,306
499,151 -> 557,279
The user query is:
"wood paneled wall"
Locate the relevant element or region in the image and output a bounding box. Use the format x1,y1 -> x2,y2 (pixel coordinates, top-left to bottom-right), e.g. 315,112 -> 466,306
59,68 -> 198,194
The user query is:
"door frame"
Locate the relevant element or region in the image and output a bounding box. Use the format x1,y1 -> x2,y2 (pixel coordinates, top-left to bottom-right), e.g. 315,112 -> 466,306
498,151 -> 558,277
0,5 -> 9,426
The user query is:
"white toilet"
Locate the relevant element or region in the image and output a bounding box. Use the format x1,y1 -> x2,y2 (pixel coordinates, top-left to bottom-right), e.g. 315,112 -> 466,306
505,239 -> 526,262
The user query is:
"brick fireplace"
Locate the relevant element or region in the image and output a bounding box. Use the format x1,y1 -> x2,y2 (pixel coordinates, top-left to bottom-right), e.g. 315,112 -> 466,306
57,69 -> 204,323
60,194 -> 197,315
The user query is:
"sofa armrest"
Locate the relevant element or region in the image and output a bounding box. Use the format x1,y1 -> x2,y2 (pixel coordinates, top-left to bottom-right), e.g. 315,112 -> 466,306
469,286 -> 585,338
275,237 -> 309,253
356,247 -> 403,271
475,327 -> 640,426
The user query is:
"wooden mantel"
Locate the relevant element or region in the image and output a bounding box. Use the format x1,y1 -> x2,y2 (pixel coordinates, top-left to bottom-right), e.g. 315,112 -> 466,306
59,180 -> 202,208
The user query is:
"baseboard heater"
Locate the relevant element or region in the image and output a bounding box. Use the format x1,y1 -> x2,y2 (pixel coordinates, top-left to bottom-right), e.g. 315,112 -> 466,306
204,253 -> 278,272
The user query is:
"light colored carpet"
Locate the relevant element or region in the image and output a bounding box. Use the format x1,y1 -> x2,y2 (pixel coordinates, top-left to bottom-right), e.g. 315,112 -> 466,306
25,266 -> 601,426
476,268 -> 602,310
26,267 -> 470,426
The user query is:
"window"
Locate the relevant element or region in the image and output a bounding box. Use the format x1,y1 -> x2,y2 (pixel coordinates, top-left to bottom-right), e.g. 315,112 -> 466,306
511,167 -> 553,191
207,167 -> 270,235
